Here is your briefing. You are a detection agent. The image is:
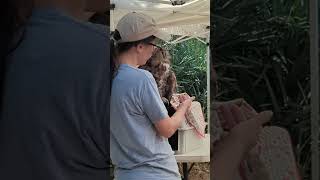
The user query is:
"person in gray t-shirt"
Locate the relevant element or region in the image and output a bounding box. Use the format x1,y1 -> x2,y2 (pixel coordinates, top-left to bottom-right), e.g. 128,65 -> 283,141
110,12 -> 194,180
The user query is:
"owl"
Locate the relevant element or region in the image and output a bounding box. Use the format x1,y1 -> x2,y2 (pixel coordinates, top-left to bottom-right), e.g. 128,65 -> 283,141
140,49 -> 177,111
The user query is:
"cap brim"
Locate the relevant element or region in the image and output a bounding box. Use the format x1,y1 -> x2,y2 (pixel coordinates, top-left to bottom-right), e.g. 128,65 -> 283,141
116,28 -> 172,43
154,29 -> 172,42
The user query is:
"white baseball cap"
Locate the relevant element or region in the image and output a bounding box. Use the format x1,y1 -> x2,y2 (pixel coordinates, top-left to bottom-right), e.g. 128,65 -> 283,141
116,12 -> 171,43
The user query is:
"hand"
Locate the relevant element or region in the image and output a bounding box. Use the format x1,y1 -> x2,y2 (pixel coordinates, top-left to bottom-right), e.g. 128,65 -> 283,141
239,100 -> 258,119
177,95 -> 195,111
178,93 -> 190,102
217,102 -> 249,130
230,110 -> 273,153
216,98 -> 258,130
171,93 -> 194,111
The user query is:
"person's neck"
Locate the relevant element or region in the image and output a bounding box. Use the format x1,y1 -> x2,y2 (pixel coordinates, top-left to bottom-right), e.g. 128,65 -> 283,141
117,52 -> 140,68
33,0 -> 90,20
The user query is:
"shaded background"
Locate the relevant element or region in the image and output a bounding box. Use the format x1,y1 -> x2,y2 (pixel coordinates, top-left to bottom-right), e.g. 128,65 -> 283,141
211,0 -> 310,179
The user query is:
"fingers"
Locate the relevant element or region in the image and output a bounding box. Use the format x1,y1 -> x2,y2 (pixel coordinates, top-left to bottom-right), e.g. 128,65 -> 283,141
180,95 -> 195,110
218,103 -> 247,130
185,96 -> 195,107
252,111 -> 273,125
218,104 -> 237,130
240,104 -> 257,120
243,101 -> 257,114
179,93 -> 193,102
179,93 -> 187,102
171,93 -> 194,111
230,98 -> 244,106
215,99 -> 272,138
230,104 -> 246,124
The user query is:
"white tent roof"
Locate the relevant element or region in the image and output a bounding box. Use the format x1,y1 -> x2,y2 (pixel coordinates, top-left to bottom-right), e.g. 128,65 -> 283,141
110,0 -> 210,40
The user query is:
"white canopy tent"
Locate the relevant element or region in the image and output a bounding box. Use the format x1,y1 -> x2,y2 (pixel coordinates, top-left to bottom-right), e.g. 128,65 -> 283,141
110,0 -> 210,44
110,0 -> 211,130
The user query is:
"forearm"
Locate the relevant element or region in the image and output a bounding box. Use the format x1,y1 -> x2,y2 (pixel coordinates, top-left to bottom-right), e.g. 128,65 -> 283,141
170,105 -> 188,129
155,98 -> 192,138
159,105 -> 188,138
212,132 -> 246,180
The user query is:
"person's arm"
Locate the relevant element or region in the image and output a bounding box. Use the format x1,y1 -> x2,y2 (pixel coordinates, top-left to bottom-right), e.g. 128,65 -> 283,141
212,131 -> 246,180
212,110 -> 273,180
154,97 -> 193,138
140,75 -> 194,138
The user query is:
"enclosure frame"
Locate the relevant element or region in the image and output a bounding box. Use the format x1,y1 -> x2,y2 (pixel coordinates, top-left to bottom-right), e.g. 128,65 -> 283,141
310,0 -> 319,179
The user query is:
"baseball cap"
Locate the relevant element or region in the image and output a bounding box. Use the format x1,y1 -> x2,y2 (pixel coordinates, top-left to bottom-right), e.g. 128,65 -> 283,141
116,12 -> 171,43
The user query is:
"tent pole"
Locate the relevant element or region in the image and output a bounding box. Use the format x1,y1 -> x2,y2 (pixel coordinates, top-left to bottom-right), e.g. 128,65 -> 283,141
195,37 -> 207,44
171,35 -> 187,44
174,31 -> 209,44
206,34 -> 210,134
310,0 -> 319,179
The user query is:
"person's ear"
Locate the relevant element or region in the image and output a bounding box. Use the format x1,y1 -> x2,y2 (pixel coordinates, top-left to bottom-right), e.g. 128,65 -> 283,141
136,43 -> 145,53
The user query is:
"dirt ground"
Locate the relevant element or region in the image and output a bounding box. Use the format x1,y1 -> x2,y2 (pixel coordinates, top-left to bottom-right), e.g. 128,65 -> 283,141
178,163 -> 210,180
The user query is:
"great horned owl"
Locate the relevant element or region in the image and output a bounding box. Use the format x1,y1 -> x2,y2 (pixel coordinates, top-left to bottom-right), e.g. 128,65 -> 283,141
140,49 -> 177,114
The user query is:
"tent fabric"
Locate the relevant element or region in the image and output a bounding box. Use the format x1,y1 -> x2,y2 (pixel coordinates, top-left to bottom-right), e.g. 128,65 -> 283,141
110,0 -> 209,39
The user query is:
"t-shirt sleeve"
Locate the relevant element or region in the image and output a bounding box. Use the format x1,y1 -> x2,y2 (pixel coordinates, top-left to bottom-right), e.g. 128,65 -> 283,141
140,75 -> 169,124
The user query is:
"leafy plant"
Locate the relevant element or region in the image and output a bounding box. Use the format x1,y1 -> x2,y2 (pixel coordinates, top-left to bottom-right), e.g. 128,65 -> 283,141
166,38 -> 208,122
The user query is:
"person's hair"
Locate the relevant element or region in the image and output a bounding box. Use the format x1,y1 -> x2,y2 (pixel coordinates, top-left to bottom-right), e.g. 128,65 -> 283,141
110,30 -> 155,79
0,0 -> 33,109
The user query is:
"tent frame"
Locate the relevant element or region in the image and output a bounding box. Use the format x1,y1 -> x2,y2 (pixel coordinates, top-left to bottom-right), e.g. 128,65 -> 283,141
310,0 -> 319,179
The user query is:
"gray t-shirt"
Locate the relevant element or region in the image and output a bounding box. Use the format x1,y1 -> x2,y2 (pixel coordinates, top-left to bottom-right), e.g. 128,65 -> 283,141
110,64 -> 180,180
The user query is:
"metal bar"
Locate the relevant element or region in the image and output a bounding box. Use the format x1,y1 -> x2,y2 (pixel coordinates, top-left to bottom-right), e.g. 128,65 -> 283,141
206,34 -> 210,134
111,7 -> 209,17
183,163 -> 188,180
195,36 -> 207,44
173,31 -> 209,44
171,35 -> 187,44
188,163 -> 195,173
310,0 -> 319,179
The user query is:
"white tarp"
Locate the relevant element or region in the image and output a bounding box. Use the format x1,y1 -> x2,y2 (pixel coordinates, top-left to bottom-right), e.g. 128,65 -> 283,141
110,0 -> 210,39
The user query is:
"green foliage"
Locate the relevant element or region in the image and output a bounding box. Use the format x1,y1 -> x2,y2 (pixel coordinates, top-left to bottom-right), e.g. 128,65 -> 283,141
165,38 -> 208,121
212,0 -> 310,178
